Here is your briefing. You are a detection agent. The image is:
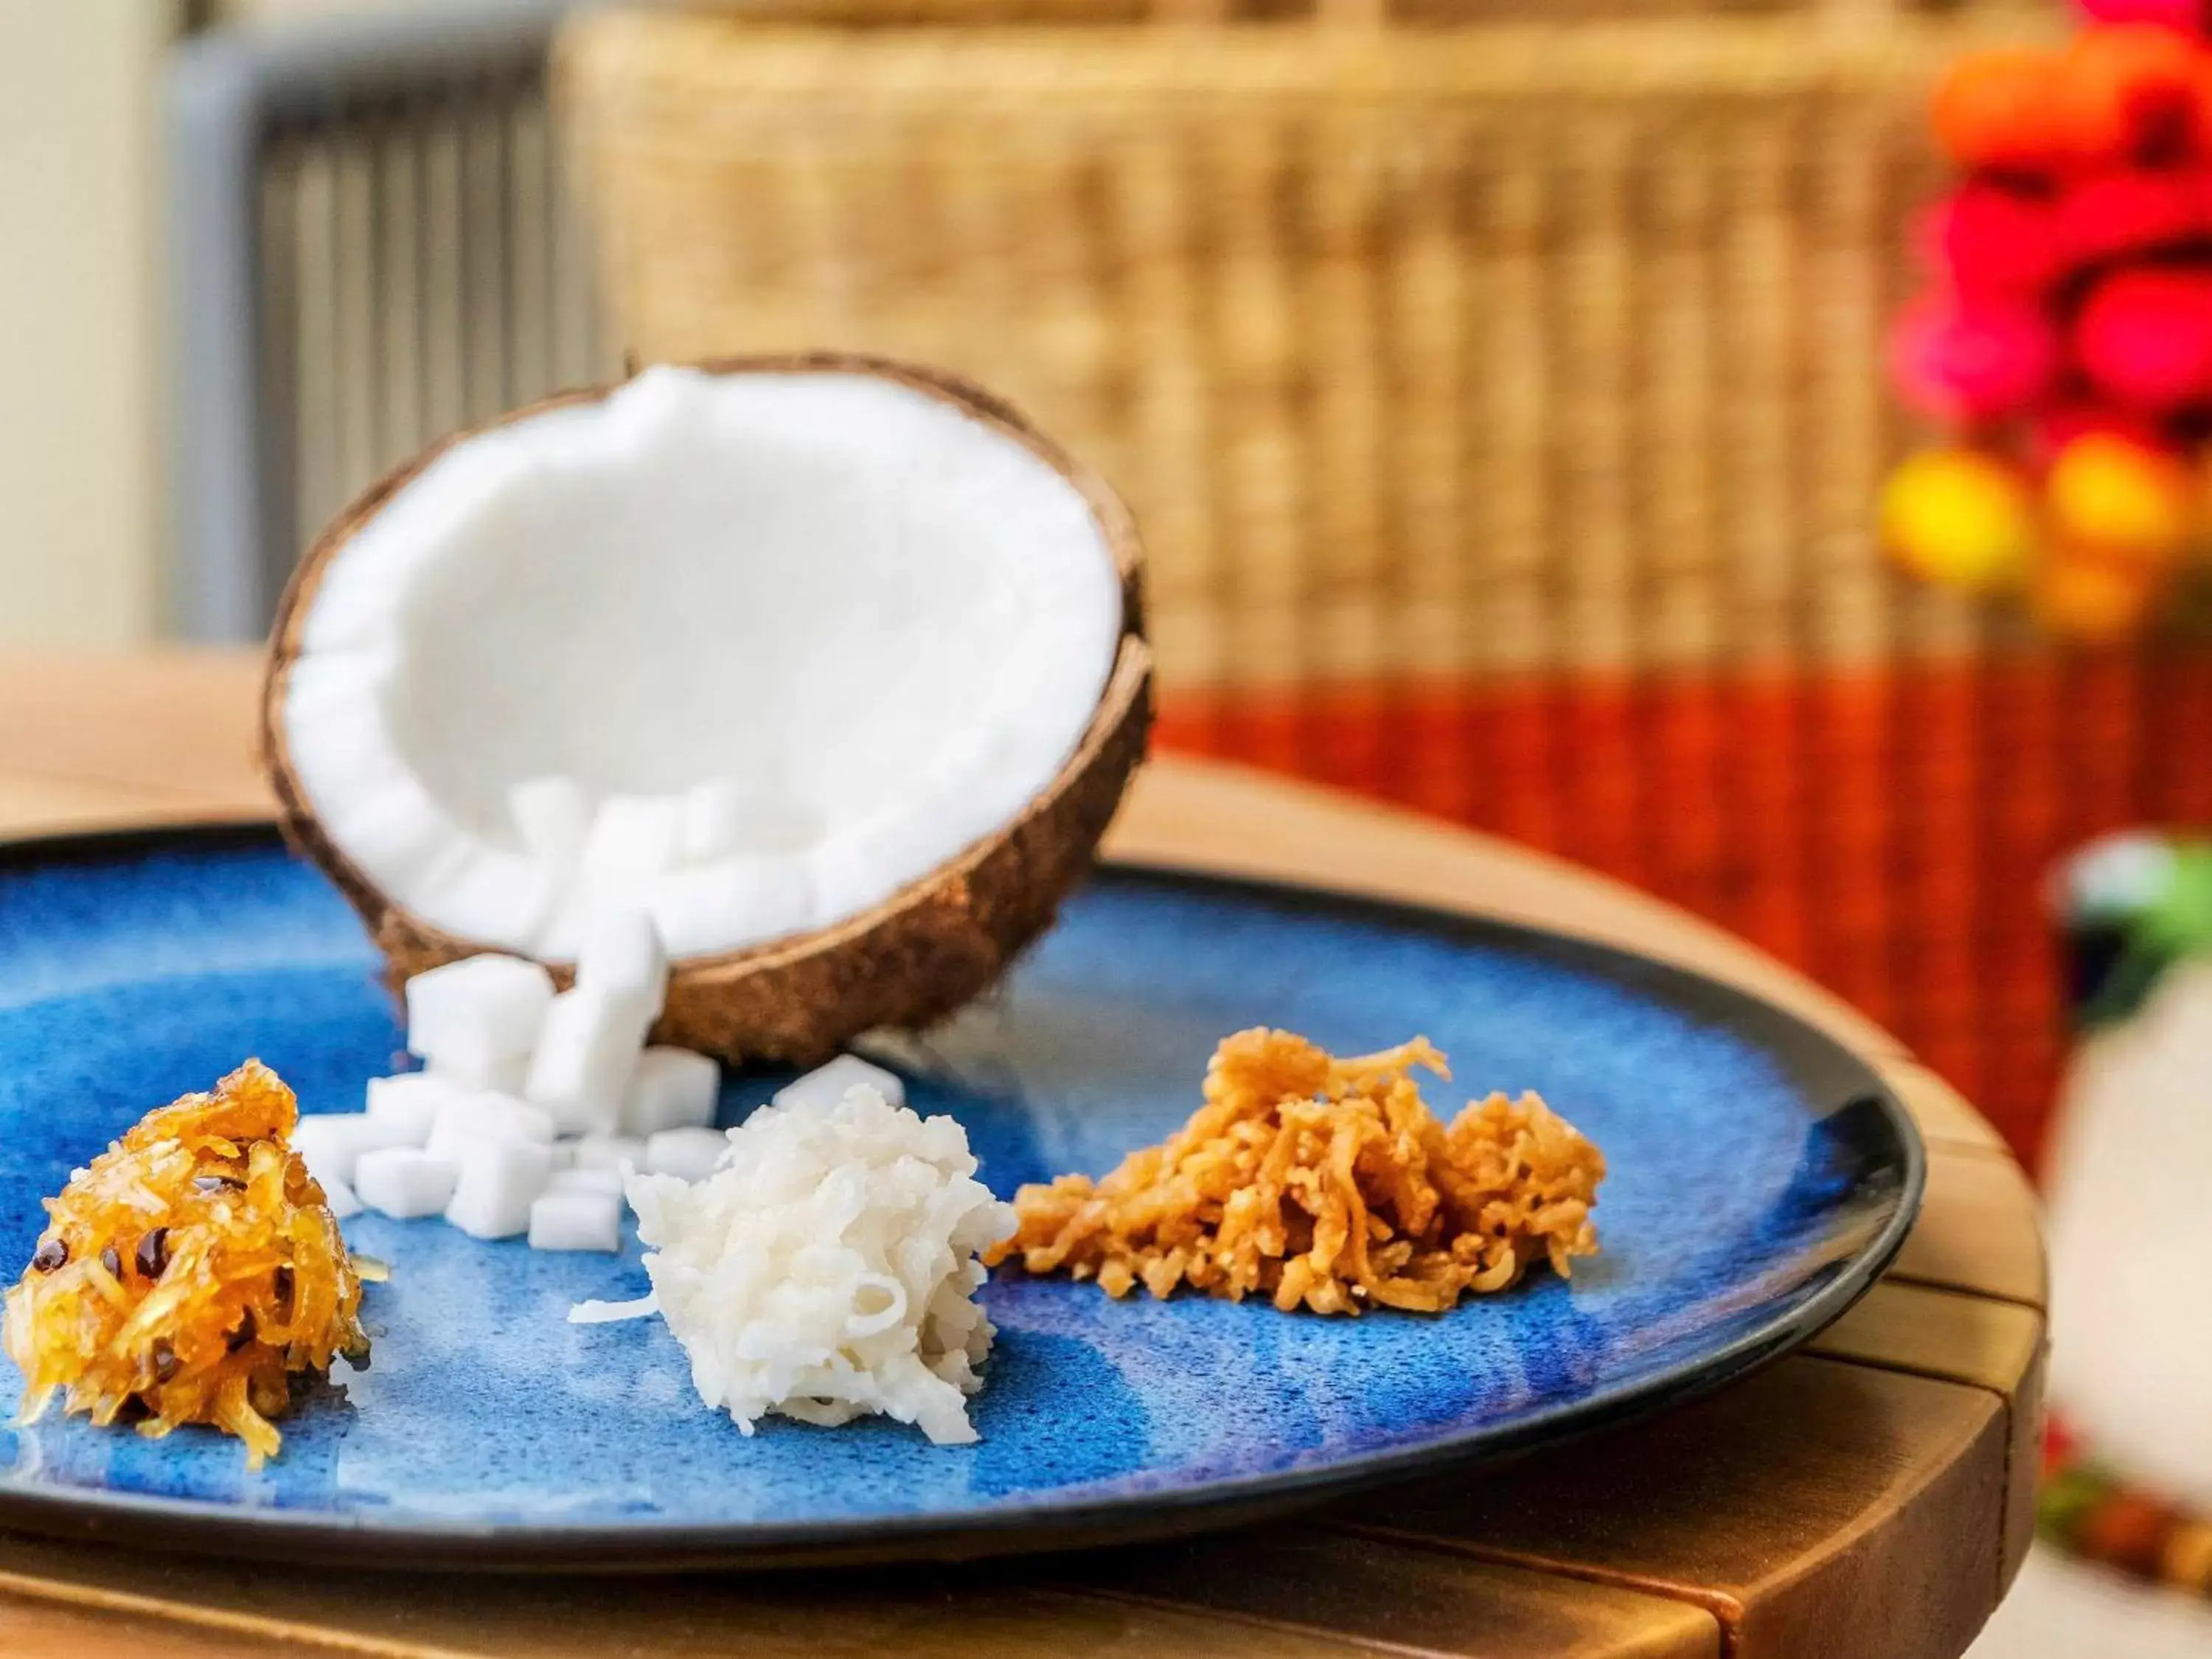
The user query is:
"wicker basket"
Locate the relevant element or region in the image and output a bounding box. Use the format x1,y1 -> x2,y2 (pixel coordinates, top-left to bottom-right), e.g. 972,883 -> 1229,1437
629,0 -> 2053,21
558,3 -> 2208,1158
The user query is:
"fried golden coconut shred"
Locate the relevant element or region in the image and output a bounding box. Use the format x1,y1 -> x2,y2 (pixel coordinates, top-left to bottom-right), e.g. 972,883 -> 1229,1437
990,1029 -> 1606,1315
4,1060 -> 371,1465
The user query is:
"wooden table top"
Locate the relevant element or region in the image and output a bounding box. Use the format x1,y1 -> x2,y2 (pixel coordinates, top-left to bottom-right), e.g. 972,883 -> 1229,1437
0,650 -> 2044,1659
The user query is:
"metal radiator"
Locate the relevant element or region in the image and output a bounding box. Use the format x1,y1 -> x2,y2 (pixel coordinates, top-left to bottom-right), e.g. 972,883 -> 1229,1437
166,0 -> 613,641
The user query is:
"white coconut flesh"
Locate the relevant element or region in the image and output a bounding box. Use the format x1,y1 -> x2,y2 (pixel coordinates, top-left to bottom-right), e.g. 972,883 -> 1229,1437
281,366 -> 1124,962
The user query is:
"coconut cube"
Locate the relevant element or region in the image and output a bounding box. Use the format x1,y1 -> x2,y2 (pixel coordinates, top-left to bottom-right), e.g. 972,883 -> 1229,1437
354,1147 -> 461,1219
527,1188 -> 625,1253
525,985 -> 653,1135
404,954 -> 554,1077
576,904 -> 669,1018
644,1126 -> 728,1183
574,1133 -> 647,1172
289,1115 -> 357,1188
677,779 -> 749,865
549,1165 -> 625,1197
422,1049 -> 530,1095
320,1173 -> 362,1220
292,1113 -> 420,1189
363,1071 -> 465,1144
445,1138 -> 556,1239
508,774 -> 591,865
773,1054 -> 905,1114
579,794 -> 685,887
424,1093 -> 556,1162
622,1046 -> 719,1137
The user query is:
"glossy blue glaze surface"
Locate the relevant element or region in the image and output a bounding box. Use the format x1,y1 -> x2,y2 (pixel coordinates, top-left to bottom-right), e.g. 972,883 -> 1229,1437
0,831 -> 1917,1563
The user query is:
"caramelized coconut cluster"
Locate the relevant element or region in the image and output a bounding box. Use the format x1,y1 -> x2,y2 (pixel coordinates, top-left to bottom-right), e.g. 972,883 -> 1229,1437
990,1029 -> 1605,1315
3,1060 -> 370,1465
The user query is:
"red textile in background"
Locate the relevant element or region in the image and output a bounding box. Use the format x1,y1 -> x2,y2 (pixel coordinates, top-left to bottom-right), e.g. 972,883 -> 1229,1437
1155,651 -> 2212,1166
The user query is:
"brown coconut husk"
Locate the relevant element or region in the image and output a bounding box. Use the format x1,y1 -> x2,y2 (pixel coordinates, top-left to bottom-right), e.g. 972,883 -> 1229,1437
261,352 -> 1152,1065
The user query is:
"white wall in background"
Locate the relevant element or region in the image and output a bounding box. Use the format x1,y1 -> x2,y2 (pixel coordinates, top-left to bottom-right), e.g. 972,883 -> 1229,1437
0,0 -> 165,645
1968,1548 -> 2212,1658
220,0 -> 411,15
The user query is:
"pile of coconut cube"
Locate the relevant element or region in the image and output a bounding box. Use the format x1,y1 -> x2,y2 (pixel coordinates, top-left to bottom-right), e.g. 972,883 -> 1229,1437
296,908 -> 714,1251
295,906 -> 905,1252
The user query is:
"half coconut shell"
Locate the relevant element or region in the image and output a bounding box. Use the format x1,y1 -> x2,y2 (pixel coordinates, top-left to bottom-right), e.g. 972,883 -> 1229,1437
262,352 -> 1152,1065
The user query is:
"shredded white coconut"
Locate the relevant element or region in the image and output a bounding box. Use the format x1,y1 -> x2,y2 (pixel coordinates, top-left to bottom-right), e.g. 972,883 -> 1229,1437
567,1294 -> 660,1326
617,1085 -> 1016,1445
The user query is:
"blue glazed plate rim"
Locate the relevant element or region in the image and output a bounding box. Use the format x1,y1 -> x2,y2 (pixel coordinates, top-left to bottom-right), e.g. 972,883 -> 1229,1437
0,822 -> 1926,1571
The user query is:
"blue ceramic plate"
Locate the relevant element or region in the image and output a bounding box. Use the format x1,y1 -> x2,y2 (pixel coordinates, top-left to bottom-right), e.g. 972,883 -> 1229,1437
0,827 -> 1921,1569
